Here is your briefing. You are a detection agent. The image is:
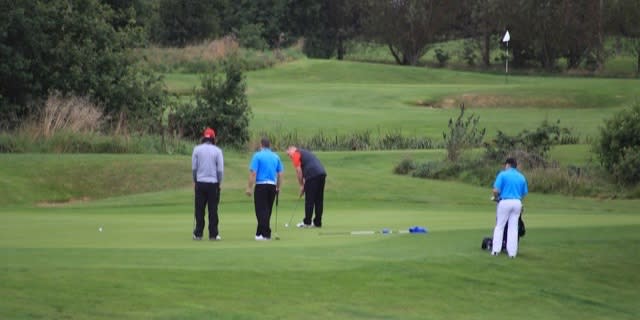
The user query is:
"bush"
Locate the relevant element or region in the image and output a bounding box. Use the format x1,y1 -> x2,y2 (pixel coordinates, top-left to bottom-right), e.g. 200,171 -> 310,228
393,157 -> 416,175
611,146 -> 640,186
235,24 -> 268,51
595,102 -> 640,179
169,57 -> 251,148
443,104 -> 485,162
434,48 -> 450,67
485,119 -> 575,168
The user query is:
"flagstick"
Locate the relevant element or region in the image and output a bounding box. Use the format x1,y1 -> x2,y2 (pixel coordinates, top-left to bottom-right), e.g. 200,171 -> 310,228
502,30 -> 510,85
505,41 -> 509,84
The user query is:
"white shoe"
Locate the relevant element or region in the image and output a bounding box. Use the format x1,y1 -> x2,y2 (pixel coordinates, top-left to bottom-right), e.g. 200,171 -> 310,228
296,222 -> 313,228
255,235 -> 270,241
210,235 -> 221,241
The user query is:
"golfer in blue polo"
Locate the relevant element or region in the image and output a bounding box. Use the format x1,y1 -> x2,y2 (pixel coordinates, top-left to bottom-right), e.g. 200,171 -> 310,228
491,158 -> 528,258
246,138 -> 283,240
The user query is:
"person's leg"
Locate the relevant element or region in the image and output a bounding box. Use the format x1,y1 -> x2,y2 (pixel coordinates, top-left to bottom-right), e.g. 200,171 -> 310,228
193,182 -> 207,238
264,185 -> 276,239
312,175 -> 326,227
491,201 -> 509,254
207,182 -> 220,239
254,185 -> 267,237
506,201 -> 522,257
302,178 -> 315,225
255,184 -> 275,238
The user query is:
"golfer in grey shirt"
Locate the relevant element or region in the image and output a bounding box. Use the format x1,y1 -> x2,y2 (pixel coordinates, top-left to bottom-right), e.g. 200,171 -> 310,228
192,127 -> 224,241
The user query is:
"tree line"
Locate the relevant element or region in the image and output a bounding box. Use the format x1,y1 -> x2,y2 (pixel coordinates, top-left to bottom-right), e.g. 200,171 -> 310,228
142,0 -> 639,71
2,0 -> 639,136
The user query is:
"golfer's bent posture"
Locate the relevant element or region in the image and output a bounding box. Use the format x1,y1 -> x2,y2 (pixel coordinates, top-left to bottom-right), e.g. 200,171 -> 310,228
246,138 -> 283,240
491,158 -> 528,258
192,127 -> 224,241
286,146 -> 327,228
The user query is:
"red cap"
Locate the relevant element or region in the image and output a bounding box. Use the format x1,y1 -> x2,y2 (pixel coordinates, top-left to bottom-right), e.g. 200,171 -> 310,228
203,127 -> 215,138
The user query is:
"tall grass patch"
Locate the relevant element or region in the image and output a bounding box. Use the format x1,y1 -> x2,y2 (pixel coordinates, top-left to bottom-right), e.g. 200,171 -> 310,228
139,37 -> 304,74
253,128 -> 435,152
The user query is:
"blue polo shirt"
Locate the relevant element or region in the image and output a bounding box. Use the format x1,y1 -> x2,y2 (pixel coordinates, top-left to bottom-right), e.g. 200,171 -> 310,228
493,168 -> 528,200
249,148 -> 283,184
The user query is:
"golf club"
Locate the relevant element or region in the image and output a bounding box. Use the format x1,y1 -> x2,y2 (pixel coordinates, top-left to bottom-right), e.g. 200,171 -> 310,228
285,192 -> 303,228
318,230 -> 410,236
319,226 -> 428,236
273,191 -> 280,240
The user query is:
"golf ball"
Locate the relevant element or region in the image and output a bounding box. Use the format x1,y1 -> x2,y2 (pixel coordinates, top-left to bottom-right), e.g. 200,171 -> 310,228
98,227 -> 103,232
284,223 -> 289,228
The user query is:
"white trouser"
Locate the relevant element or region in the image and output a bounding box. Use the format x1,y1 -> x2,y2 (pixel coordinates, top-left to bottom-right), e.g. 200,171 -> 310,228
492,199 -> 522,257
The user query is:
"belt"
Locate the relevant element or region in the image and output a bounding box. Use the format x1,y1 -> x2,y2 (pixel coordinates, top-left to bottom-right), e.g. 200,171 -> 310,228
256,181 -> 276,185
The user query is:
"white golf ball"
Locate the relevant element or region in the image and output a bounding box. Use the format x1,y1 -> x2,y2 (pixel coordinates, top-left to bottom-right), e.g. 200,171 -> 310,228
98,227 -> 103,232
284,223 -> 289,228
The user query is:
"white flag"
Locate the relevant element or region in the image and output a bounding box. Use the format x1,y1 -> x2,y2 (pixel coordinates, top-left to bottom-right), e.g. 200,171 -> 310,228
502,30 -> 511,43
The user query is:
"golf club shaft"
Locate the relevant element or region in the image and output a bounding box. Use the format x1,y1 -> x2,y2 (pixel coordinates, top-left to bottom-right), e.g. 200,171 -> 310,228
319,230 -> 410,236
287,196 -> 302,226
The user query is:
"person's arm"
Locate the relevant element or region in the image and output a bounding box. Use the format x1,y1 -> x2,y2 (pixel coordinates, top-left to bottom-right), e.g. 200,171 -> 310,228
276,172 -> 283,193
295,167 -> 305,196
192,148 -> 198,185
216,150 -> 224,187
246,171 -> 256,196
492,172 -> 503,201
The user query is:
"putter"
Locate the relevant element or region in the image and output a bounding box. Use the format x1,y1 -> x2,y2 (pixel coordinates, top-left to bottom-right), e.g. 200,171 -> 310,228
286,192 -> 304,228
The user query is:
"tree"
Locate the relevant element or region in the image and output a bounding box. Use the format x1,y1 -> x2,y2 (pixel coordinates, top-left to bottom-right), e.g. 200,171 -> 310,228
362,0 -> 462,66
0,0 -> 166,131
606,0 -> 640,76
152,0 -> 225,47
221,0 -> 288,49
285,0 -> 361,59
499,0 -> 603,71
469,0 -> 505,68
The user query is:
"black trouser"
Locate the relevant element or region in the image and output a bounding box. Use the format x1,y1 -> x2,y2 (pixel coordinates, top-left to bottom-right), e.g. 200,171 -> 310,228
303,174 -> 326,227
254,184 -> 277,238
194,182 -> 220,238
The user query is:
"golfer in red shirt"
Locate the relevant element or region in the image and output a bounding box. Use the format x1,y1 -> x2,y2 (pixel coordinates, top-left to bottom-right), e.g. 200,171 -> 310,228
286,146 -> 327,228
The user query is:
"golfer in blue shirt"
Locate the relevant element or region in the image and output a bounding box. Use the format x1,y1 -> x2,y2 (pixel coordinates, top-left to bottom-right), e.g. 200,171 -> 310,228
491,158 -> 528,258
246,138 -> 283,240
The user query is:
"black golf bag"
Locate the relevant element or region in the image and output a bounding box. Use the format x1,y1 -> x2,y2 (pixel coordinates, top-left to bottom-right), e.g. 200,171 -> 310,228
481,216 -> 526,252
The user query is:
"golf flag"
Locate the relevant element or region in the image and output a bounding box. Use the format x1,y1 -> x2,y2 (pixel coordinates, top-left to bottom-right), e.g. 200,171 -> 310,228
502,30 -> 511,43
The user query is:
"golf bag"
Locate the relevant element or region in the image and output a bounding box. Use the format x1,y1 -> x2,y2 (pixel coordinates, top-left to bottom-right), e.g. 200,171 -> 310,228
481,216 -> 526,251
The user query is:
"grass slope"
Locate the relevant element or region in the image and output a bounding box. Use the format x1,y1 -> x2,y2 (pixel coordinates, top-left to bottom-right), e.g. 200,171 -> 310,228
1,152 -> 639,319
164,59 -> 640,141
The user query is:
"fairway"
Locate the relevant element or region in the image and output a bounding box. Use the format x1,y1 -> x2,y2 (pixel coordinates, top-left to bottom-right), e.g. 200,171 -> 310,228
2,150 -> 640,320
2,60 -> 640,319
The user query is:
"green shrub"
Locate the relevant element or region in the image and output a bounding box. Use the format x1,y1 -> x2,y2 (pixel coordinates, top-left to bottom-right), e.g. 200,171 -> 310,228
254,128 -> 434,151
393,157 -> 416,175
484,119 -> 575,168
443,104 -> 485,162
611,146 -> 640,186
169,57 -> 251,148
235,24 -> 268,51
595,102 -> 640,183
434,48 -> 450,67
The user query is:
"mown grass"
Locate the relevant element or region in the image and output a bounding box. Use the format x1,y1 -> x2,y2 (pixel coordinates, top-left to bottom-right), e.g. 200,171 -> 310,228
164,59 -> 639,144
2,58 -> 640,319
1,151 -> 639,319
